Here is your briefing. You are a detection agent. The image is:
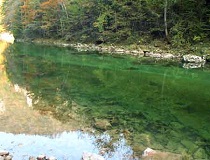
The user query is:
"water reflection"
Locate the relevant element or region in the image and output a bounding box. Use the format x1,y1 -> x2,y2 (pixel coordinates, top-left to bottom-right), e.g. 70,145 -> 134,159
3,42 -> 210,159
0,131 -> 133,160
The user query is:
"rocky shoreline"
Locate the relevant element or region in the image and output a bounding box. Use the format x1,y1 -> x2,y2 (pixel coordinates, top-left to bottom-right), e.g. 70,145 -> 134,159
16,39 -> 210,69
1,148 -> 183,160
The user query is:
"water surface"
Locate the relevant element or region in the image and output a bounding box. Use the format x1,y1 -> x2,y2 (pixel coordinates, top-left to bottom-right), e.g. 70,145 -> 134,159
3,42 -> 210,159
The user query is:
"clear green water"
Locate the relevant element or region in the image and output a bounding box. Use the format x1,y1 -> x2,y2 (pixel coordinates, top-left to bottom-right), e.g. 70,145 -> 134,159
4,42 -> 210,159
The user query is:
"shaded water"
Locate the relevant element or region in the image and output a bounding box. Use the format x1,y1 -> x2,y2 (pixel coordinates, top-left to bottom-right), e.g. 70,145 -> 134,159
2,42 -> 210,159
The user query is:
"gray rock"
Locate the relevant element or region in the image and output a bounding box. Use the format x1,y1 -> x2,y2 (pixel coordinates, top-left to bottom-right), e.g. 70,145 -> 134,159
115,49 -> 125,54
162,53 -> 175,59
183,54 -> 205,63
150,53 -> 162,58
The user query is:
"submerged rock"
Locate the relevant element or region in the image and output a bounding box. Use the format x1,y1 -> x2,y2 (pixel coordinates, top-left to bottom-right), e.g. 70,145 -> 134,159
94,119 -> 111,130
142,148 -> 156,157
142,147 -> 182,159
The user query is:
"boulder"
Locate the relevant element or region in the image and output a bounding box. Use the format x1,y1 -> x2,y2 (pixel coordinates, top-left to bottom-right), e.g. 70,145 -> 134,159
182,54 -> 205,63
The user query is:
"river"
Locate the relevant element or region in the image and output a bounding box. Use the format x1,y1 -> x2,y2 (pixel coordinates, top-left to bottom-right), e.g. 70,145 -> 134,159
1,42 -> 210,159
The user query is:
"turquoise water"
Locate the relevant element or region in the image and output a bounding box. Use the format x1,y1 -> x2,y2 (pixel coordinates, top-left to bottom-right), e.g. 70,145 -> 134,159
4,42 -> 210,159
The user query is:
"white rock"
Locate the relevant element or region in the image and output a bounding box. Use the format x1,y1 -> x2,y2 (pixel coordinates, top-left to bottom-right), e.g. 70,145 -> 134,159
183,54 -> 205,63
142,147 -> 156,157
0,32 -> 15,44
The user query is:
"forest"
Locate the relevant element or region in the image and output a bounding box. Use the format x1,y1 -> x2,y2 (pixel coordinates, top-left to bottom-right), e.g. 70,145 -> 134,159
2,0 -> 210,47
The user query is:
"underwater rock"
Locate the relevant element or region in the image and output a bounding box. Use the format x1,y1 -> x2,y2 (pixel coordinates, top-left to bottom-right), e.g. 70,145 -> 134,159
82,152 -> 105,160
94,119 -> 111,130
193,148 -> 206,159
142,148 -> 182,159
142,148 -> 156,157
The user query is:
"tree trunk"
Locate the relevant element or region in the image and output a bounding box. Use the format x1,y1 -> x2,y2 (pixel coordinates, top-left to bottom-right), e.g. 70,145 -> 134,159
164,0 -> 169,42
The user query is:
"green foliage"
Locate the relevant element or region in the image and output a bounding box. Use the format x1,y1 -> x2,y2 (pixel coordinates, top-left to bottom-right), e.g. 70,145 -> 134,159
1,0 -> 210,46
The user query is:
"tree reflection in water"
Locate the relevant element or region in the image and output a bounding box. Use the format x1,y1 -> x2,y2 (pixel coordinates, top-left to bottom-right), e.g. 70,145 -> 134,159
3,42 -> 210,159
